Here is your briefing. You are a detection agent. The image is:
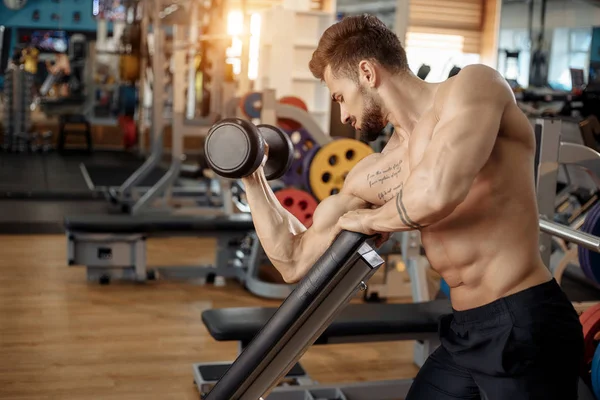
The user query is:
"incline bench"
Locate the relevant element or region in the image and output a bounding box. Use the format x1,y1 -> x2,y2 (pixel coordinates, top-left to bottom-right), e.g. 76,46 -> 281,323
193,300 -> 452,396
64,213 -> 294,299
191,230 -> 456,400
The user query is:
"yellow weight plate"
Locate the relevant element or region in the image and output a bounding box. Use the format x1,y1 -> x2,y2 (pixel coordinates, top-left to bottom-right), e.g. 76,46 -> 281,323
308,138 -> 374,201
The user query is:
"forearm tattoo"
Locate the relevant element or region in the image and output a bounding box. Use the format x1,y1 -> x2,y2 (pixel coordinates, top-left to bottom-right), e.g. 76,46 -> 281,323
395,185 -> 423,230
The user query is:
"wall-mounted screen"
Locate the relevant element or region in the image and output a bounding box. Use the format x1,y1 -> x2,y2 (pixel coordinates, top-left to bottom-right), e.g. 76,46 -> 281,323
31,30 -> 69,54
92,0 -> 127,21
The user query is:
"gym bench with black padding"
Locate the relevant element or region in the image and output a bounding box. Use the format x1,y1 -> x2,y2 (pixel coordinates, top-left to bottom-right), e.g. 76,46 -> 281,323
192,230 -> 452,400
193,300 -> 451,397
64,213 -> 258,286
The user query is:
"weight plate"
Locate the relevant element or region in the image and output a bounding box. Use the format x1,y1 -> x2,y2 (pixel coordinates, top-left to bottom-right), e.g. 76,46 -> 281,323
301,145 -> 321,194
578,208 -> 596,283
308,138 -> 374,201
579,203 -> 600,284
240,92 -> 262,119
580,303 -> 600,366
275,188 -> 318,228
277,96 -> 308,131
586,204 -> 600,284
592,344 -> 600,398
281,128 -> 318,188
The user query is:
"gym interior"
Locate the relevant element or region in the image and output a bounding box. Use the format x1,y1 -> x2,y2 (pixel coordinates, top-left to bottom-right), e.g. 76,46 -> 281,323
1,0 -> 600,398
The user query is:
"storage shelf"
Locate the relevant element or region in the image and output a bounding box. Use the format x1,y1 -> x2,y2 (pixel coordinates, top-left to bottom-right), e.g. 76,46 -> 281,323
256,6 -> 335,133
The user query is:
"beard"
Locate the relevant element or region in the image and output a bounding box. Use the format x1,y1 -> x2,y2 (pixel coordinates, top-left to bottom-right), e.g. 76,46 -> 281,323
357,87 -> 386,142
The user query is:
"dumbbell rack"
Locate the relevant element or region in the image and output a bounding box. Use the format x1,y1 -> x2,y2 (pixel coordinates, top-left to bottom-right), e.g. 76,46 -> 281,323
2,64 -> 35,152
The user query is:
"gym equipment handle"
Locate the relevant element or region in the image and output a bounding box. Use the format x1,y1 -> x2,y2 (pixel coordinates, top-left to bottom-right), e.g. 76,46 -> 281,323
539,218 -> 600,253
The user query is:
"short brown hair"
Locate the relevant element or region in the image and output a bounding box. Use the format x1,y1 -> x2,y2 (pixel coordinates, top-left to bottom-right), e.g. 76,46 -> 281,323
309,14 -> 408,82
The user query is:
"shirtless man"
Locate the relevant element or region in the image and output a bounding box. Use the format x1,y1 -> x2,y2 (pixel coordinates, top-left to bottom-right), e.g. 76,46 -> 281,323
241,15 -> 583,399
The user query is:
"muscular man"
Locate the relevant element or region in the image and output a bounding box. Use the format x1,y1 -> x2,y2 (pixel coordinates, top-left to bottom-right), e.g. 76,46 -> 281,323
242,15 -> 583,399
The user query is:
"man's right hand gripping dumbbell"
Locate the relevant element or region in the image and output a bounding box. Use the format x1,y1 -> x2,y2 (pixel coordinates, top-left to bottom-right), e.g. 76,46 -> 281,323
204,118 -> 373,283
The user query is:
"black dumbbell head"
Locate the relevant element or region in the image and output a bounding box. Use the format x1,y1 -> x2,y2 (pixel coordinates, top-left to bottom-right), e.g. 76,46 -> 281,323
256,124 -> 294,181
204,118 -> 265,179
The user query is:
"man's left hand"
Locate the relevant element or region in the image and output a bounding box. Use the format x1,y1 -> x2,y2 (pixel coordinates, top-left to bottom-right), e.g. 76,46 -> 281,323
334,209 -> 391,248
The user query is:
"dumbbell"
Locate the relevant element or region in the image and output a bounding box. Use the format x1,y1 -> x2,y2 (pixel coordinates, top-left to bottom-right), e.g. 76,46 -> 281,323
204,118 -> 294,180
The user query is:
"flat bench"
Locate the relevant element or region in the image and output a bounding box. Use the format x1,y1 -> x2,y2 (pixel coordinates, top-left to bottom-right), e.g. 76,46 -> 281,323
64,213 -> 254,234
202,300 -> 451,345
64,213 -> 258,285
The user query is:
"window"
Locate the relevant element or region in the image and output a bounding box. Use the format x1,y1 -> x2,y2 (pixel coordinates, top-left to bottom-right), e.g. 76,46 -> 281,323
548,28 -> 591,90
496,29 -> 531,87
226,11 -> 261,80
405,31 -> 480,82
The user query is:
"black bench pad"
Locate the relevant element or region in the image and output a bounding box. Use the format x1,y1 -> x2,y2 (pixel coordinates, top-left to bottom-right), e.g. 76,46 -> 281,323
64,213 -> 254,233
202,300 -> 452,344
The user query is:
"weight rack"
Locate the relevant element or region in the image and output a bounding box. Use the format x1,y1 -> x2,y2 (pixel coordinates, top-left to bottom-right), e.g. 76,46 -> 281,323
2,64 -> 34,152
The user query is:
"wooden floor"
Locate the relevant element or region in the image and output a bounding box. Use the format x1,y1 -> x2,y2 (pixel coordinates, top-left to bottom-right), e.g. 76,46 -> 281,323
0,235 -> 419,400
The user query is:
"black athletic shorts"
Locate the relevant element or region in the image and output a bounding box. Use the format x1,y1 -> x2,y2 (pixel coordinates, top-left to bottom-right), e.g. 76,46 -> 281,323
406,278 -> 584,400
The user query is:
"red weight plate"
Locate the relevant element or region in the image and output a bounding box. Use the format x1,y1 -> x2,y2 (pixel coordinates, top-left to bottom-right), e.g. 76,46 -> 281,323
275,188 -> 318,228
278,96 -> 308,131
580,303 -> 600,366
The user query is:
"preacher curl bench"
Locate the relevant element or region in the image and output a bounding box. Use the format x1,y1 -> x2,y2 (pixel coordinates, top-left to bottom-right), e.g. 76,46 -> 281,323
192,231 -> 454,400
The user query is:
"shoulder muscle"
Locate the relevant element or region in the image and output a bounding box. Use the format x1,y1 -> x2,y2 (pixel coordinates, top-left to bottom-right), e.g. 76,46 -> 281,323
447,65 -> 513,110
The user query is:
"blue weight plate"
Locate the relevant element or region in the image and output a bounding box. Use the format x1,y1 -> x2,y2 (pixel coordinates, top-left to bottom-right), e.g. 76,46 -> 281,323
587,205 -> 600,285
241,92 -> 262,119
577,203 -> 598,281
579,203 -> 600,284
592,342 -> 600,398
578,206 -> 595,283
281,128 -> 318,188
